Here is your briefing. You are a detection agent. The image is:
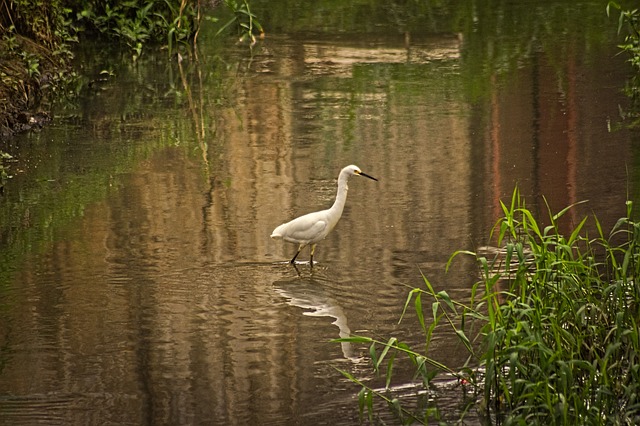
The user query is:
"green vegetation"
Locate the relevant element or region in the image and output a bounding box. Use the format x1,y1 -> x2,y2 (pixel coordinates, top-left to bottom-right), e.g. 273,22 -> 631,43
0,0 -> 76,135
608,2 -> 640,126
74,0 -> 202,59
0,0 -> 263,139
337,188 -> 640,424
216,0 -> 263,45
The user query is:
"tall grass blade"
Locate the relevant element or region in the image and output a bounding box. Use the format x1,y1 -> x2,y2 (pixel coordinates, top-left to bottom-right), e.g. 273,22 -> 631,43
415,292 -> 426,333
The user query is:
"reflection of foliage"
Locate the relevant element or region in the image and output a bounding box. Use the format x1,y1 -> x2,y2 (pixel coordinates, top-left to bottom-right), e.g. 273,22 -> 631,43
455,1 -> 615,102
608,2 -> 640,127
251,0 -> 453,34
0,42 -> 232,288
0,151 -> 13,191
251,0 -> 616,101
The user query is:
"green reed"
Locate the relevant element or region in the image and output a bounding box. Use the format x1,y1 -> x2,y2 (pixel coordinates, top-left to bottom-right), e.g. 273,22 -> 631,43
337,188 -> 640,425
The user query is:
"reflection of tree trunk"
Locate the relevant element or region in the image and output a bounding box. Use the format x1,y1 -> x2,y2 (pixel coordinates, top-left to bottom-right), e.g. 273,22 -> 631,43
178,57 -> 210,169
490,73 -> 501,224
132,278 -> 156,426
490,46 -> 581,234
531,52 -> 541,218
566,41 -> 578,227
178,56 -> 222,261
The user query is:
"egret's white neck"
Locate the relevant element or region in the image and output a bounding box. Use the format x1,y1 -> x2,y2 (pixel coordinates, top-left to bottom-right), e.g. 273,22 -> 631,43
329,170 -> 350,217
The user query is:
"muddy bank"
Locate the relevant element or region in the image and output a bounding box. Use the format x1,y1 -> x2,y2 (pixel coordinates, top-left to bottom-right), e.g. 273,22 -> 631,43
0,104 -> 51,139
0,36 -> 64,138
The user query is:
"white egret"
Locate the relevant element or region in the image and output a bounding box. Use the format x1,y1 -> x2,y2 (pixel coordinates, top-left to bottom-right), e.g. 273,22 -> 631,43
271,165 -> 378,267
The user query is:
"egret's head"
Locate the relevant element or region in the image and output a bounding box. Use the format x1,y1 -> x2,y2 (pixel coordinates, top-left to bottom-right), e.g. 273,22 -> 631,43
345,165 -> 378,181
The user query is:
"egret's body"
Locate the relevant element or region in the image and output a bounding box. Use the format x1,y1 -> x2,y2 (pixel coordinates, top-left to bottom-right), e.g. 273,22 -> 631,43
271,165 -> 377,266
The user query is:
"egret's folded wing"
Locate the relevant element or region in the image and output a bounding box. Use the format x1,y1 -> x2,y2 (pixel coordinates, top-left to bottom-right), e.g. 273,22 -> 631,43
283,217 -> 328,245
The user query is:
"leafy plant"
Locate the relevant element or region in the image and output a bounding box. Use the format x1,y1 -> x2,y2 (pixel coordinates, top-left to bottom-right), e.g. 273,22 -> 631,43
76,0 -> 197,59
337,188 -> 640,424
216,0 -> 264,46
335,283 -> 479,425
462,189 -> 640,424
74,0 -> 263,59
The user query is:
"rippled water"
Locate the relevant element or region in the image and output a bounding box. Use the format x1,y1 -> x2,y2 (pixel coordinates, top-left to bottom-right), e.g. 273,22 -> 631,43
1,2 -> 638,424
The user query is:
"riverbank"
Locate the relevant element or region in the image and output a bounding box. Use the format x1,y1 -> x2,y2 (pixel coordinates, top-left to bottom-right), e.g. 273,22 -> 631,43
0,0 -> 209,139
0,0 -> 75,139
0,38 -> 60,138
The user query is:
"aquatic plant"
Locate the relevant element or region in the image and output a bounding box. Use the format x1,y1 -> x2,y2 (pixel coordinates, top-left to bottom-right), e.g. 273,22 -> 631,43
337,188 -> 640,424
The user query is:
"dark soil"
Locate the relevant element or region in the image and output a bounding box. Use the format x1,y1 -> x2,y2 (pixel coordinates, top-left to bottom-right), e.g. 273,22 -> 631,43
0,36 -> 65,139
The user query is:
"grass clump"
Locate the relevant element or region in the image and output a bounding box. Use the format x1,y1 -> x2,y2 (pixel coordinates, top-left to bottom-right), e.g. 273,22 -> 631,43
337,188 -> 640,425
469,188 -> 640,424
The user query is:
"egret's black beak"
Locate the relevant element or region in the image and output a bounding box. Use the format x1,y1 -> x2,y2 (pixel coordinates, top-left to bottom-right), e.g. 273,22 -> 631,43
358,171 -> 378,181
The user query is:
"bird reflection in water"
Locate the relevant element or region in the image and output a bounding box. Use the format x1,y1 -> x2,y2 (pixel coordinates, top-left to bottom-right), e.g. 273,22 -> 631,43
273,275 -> 361,362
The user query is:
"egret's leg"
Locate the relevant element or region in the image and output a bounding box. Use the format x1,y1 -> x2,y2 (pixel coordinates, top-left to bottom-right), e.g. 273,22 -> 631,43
309,244 -> 317,267
290,244 -> 305,264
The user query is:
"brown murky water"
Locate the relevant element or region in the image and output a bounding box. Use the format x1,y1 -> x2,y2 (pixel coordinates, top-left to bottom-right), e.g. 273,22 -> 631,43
0,2 -> 638,424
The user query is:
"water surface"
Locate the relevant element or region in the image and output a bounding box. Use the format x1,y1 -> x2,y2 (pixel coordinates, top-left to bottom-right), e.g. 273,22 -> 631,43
0,2 -> 638,424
